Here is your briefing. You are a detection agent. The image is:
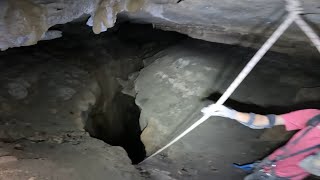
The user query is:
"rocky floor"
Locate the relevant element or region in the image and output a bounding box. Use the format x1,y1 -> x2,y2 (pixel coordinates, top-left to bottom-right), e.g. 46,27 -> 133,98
0,23 -> 319,180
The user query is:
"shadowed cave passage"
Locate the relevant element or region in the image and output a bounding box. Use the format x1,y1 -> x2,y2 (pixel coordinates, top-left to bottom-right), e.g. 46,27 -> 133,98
85,92 -> 146,164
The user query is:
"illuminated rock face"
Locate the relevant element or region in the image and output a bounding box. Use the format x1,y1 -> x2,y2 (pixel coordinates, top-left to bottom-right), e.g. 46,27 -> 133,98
1,0 -> 319,52
0,0 -> 97,50
0,0 -> 48,50
0,0 -> 147,50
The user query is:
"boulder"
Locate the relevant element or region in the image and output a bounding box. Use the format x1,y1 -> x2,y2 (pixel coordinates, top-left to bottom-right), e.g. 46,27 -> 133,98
134,41 -> 219,154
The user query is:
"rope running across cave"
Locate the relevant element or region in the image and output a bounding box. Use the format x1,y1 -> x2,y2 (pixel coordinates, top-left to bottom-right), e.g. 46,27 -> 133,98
141,0 -> 320,163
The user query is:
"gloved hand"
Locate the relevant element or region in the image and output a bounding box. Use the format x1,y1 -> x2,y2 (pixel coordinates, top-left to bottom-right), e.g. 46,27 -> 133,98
201,104 -> 237,120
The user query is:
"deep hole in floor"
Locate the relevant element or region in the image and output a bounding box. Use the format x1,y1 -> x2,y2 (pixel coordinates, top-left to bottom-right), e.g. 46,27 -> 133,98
85,92 -> 146,164
72,22 -> 186,164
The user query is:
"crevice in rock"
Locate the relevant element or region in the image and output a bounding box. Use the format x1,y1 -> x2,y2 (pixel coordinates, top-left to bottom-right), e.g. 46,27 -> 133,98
83,57 -> 146,164
73,22 -> 186,164
85,90 -> 146,164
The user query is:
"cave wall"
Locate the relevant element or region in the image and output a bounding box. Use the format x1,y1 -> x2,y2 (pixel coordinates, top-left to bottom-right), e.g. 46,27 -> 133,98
0,13 -> 319,178
0,22 -> 186,179
1,0 -> 319,56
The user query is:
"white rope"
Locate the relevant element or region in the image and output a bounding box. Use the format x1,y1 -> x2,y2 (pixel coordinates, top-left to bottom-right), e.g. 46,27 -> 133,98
141,14 -> 296,163
294,16 -> 320,53
140,0 -> 320,163
286,0 -> 320,53
215,15 -> 296,105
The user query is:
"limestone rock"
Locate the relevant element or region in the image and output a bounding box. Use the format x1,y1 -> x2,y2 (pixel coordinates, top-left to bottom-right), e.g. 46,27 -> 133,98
41,30 -> 62,41
0,0 -> 319,55
134,39 -> 320,156
134,43 -> 217,154
87,0 -> 123,34
0,0 -> 99,50
0,0 -> 47,50
117,72 -> 139,97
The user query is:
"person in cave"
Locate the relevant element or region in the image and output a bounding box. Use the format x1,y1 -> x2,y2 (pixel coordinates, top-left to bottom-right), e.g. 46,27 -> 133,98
201,104 -> 320,180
